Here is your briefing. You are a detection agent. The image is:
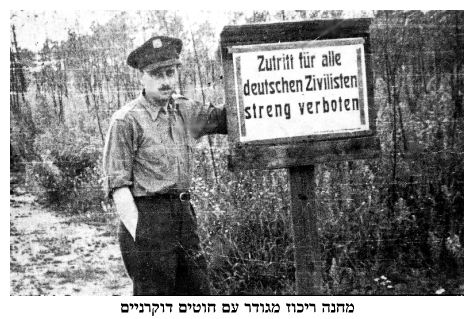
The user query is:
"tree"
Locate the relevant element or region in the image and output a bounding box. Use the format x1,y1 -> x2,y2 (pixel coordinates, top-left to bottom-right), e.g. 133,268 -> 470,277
10,23 -> 37,170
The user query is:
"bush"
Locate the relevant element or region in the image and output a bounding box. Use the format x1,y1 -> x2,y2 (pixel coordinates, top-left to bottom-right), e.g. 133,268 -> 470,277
26,127 -> 103,215
198,203 -> 296,295
191,142 -> 295,295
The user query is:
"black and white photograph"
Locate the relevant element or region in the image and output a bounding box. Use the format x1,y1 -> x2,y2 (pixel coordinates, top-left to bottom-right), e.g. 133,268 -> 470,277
9,8 -> 464,310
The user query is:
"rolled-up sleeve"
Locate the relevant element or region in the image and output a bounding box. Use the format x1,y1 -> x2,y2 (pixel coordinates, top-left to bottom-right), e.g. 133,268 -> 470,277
102,117 -> 136,198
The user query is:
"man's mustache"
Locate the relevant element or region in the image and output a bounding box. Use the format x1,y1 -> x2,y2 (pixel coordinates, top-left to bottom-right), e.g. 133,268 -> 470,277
159,85 -> 172,91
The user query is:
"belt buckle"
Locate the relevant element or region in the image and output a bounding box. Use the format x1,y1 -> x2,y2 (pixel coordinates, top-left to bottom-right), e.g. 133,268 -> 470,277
179,192 -> 190,201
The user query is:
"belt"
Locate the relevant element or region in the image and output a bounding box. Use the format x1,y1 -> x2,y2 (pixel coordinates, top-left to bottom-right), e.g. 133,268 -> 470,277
140,191 -> 191,202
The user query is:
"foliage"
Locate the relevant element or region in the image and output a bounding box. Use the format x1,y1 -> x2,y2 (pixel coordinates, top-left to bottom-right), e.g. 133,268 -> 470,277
26,126 -> 103,215
11,10 -> 463,295
192,148 -> 295,294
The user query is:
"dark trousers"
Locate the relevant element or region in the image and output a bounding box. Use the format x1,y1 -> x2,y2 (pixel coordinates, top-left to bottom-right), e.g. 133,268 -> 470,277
118,196 -> 210,295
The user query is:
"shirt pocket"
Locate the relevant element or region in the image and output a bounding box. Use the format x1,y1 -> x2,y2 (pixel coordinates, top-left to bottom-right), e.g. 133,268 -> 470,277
138,138 -> 174,173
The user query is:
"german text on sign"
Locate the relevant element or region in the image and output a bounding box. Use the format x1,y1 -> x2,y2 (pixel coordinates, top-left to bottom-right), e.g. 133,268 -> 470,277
230,38 -> 369,142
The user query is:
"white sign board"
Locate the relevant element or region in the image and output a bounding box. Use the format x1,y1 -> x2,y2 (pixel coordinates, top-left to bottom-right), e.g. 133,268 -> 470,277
230,38 -> 369,143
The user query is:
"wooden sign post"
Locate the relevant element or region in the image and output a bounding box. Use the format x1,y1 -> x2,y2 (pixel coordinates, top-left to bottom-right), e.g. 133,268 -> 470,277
289,165 -> 322,293
220,19 -> 379,294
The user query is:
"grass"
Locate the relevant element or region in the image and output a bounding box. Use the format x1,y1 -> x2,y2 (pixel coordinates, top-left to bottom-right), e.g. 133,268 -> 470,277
52,266 -> 108,282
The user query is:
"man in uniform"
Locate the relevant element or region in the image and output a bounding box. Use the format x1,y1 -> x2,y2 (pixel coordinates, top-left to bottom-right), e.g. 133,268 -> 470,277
103,36 -> 226,295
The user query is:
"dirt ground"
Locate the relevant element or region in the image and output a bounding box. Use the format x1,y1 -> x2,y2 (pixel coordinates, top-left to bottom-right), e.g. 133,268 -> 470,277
10,194 -> 131,295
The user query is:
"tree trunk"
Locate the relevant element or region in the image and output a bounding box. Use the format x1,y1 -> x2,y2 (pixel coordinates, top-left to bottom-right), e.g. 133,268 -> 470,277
87,79 -> 105,143
191,30 -> 218,184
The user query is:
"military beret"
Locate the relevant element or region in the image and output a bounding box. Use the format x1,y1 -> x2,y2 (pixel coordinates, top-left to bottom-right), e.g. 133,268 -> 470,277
127,36 -> 183,71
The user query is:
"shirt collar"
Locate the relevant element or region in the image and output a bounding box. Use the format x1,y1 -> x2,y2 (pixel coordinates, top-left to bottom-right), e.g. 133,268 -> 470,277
140,91 -> 167,121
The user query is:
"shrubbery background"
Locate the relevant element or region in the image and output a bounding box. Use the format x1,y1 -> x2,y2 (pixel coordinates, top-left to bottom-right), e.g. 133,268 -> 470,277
10,10 -> 463,295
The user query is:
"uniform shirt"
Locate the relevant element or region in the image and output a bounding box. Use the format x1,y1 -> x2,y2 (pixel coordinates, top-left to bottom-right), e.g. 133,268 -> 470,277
103,92 -> 226,198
